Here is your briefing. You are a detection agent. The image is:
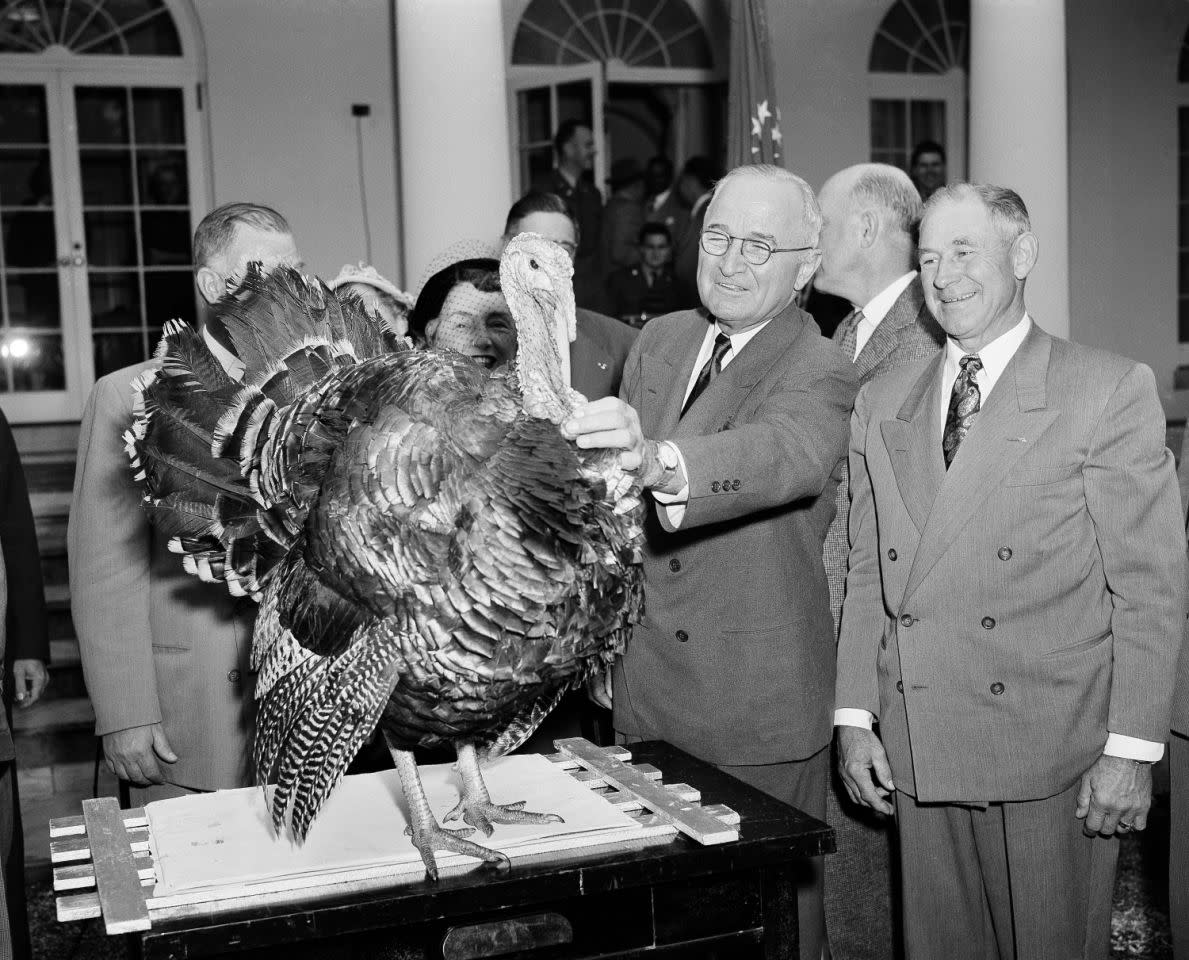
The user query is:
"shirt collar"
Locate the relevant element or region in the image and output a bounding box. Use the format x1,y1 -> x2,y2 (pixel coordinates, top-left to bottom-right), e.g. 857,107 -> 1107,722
859,271 -> 917,331
203,325 -> 245,381
943,312 -> 1032,388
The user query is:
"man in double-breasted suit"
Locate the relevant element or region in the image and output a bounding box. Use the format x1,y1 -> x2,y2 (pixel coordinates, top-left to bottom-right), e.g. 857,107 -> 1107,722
1171,435 -> 1189,960
836,183 -> 1185,959
566,164 -> 858,960
815,164 -> 944,960
69,202 -> 300,804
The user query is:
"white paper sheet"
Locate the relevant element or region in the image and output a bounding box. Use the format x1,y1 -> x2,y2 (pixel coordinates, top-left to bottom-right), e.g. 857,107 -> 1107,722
146,754 -> 641,895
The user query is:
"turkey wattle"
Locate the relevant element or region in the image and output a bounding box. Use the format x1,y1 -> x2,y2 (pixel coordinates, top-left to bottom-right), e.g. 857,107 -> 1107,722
125,234 -> 643,878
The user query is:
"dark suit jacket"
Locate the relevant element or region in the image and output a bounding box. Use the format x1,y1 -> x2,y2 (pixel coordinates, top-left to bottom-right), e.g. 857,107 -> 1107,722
837,325 -> 1185,801
612,304 -> 859,765
572,307 -> 637,400
69,362 -> 256,791
823,277 -> 944,633
605,264 -> 680,322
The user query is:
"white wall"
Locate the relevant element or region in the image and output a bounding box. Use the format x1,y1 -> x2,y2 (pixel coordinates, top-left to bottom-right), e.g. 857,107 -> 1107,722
1067,0 -> 1187,398
195,0 -> 403,289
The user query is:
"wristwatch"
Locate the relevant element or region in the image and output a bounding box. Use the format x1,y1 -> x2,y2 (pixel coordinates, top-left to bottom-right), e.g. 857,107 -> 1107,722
653,440 -> 681,492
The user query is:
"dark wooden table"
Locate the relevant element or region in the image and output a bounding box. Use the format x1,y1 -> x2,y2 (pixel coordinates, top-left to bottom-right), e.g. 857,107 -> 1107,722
131,741 -> 834,960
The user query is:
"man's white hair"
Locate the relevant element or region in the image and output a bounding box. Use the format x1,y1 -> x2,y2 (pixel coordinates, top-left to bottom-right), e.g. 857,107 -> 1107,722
713,164 -> 823,246
845,163 -> 921,237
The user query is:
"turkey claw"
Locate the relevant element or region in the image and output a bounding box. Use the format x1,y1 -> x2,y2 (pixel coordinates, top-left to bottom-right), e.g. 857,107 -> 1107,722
404,821 -> 509,882
443,798 -> 565,837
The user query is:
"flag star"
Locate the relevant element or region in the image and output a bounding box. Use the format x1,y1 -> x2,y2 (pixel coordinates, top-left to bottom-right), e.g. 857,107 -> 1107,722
751,116 -> 762,138
771,124 -> 783,145
757,100 -> 772,125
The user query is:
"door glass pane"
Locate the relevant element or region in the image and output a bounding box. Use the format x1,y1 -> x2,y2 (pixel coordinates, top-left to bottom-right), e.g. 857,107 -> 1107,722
0,86 -> 48,143
6,274 -> 59,327
519,87 -> 551,144
93,332 -> 146,378
88,271 -> 141,327
556,81 -> 592,128
84,211 -> 137,266
133,89 -> 185,144
76,88 -> 130,145
0,147 -> 49,201
80,148 -> 134,205
137,150 -> 187,206
8,333 -> 63,390
1,209 -> 56,267
144,271 -> 194,326
140,211 -> 190,265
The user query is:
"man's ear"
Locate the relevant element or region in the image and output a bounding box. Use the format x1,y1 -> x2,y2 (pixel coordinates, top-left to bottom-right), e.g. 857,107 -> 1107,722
859,209 -> 879,249
195,265 -> 225,305
794,250 -> 822,291
1011,232 -> 1039,280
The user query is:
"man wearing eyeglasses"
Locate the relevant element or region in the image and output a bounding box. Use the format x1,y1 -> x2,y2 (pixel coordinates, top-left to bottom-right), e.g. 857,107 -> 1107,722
564,164 -> 858,960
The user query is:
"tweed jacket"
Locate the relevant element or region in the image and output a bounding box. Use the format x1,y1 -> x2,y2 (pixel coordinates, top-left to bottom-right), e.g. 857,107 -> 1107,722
572,307 -> 637,400
612,304 -> 859,765
837,324 -> 1185,801
823,277 -> 944,634
69,361 -> 256,791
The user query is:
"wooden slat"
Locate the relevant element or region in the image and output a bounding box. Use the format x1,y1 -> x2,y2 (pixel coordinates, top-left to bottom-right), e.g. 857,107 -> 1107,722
50,808 -> 147,838
554,738 -> 738,845
54,850 -> 155,891
81,797 -> 151,934
56,890 -> 101,923
51,825 -> 150,863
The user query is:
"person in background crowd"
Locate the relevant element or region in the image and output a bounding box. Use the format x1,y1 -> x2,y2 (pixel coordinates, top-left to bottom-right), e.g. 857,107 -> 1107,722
565,164 -> 858,960
909,140 -> 947,201
645,154 -> 689,253
501,192 -> 636,401
0,406 -> 49,960
70,203 -> 300,807
406,239 -> 514,372
814,162 -> 944,960
536,120 -> 604,312
671,156 -> 720,308
602,157 -> 647,275
836,183 -> 1183,960
328,262 -> 414,340
606,222 -> 679,326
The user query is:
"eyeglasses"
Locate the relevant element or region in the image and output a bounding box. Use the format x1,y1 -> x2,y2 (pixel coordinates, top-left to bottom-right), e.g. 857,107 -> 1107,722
699,229 -> 814,266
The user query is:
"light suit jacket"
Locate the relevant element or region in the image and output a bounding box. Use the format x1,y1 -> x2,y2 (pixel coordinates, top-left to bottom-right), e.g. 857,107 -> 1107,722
612,304 -> 858,765
837,324 -> 1185,801
822,277 -> 944,633
69,361 -> 256,791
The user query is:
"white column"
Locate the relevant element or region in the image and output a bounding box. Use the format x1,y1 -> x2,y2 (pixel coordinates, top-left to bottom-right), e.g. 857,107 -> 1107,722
969,0 -> 1069,339
395,0 -> 512,290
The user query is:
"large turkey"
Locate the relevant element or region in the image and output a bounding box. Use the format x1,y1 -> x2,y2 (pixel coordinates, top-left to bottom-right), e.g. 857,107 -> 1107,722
124,234 -> 643,877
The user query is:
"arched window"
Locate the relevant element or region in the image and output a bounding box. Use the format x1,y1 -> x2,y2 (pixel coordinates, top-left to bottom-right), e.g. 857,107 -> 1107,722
512,0 -> 712,70
0,0 -> 205,423
868,0 -> 968,178
0,0 -> 182,56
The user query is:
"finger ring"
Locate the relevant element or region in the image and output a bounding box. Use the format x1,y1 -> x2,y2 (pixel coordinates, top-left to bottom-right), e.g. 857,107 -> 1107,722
1118,821 -> 1133,831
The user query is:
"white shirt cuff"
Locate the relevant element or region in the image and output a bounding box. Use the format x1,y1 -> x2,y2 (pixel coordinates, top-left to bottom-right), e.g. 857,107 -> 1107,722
651,443 -> 689,529
834,708 -> 874,729
1103,732 -> 1164,762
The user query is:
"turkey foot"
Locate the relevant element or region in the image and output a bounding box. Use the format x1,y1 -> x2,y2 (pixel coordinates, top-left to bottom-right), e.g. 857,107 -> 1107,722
390,746 -> 510,881
445,741 -> 565,837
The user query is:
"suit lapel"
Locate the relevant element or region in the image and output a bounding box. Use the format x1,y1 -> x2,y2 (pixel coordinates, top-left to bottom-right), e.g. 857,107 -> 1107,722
854,281 -> 926,380
901,326 -> 1059,601
640,312 -> 710,436
881,353 -> 946,534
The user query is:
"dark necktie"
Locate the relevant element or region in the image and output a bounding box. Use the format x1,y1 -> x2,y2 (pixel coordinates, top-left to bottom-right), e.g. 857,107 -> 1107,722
681,331 -> 732,417
942,354 -> 983,468
834,308 -> 864,362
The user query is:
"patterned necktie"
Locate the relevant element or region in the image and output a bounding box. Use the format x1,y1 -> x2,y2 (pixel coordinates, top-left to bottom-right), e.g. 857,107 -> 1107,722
942,354 -> 983,468
834,308 -> 864,362
681,331 -> 732,417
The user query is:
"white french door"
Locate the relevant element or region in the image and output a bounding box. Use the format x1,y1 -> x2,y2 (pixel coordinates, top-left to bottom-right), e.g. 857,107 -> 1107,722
0,64 -> 205,422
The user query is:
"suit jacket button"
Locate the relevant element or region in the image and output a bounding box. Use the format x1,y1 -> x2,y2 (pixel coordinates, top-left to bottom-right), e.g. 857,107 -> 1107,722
227,669 -> 241,683
711,481 -> 720,493
887,548 -> 898,561
675,630 -> 689,642
899,614 -> 914,627
669,558 -> 681,572
997,547 -> 1013,561
981,616 -> 996,629
731,479 -> 740,490
722,478 -> 730,490
990,681 -> 1005,695
896,680 -> 904,693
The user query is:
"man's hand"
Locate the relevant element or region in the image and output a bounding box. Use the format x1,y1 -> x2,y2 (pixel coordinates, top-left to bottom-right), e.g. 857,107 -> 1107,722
1075,754 -> 1152,837
586,668 -> 612,710
563,397 -> 648,468
12,658 -> 48,707
837,725 -> 895,815
103,723 -> 178,786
